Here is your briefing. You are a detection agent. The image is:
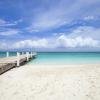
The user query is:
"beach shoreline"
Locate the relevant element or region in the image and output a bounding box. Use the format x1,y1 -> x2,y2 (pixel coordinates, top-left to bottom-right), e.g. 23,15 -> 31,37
0,64 -> 100,100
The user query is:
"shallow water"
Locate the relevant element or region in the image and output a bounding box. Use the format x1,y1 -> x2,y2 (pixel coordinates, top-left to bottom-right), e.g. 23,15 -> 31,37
0,52 -> 17,58
28,52 -> 100,64
0,52 -> 100,64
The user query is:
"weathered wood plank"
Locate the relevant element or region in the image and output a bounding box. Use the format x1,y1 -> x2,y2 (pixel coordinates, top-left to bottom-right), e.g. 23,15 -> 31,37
0,52 -> 37,75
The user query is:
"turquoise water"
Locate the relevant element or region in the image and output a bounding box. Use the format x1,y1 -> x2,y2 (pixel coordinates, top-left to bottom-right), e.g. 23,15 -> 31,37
0,52 -> 17,58
0,52 -> 100,64
0,52 -> 25,58
28,52 -> 100,64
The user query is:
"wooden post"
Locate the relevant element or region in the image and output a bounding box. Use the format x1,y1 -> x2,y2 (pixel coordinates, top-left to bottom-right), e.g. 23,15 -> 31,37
6,52 -> 9,57
26,52 -> 29,61
17,52 -> 20,67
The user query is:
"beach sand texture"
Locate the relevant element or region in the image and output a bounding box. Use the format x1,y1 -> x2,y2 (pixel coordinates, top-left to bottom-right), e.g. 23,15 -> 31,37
0,64 -> 100,100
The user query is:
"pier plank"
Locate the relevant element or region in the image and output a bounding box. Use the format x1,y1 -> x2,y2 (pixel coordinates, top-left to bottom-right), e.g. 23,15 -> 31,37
0,52 -> 37,75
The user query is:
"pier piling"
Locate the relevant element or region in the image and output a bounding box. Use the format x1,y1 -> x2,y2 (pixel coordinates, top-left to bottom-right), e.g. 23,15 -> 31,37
17,52 -> 20,67
6,52 -> 9,57
0,51 -> 37,75
26,52 -> 29,61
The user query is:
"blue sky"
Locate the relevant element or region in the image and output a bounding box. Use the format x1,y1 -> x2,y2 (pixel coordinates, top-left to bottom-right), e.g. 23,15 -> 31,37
0,0 -> 100,51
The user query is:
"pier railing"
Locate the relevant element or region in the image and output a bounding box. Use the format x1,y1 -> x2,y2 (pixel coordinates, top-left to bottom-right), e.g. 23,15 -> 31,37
0,51 -> 37,74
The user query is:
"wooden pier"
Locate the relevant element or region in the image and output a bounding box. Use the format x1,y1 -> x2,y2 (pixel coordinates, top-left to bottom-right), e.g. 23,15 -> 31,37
0,52 -> 37,75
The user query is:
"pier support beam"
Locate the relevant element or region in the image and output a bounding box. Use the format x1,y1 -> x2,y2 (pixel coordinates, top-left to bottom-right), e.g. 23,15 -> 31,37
6,52 -> 9,57
26,52 -> 29,61
17,52 -> 20,67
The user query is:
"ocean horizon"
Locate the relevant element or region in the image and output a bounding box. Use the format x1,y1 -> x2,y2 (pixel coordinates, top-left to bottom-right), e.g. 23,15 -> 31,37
0,52 -> 100,64
29,52 -> 100,64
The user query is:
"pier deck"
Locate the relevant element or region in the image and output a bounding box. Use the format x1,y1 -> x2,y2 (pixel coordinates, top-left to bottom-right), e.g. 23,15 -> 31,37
0,52 -> 37,75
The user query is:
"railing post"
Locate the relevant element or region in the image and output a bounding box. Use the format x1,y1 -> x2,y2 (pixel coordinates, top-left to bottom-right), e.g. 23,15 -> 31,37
17,52 -> 20,67
26,52 -> 29,61
22,52 -> 24,55
6,52 -> 9,57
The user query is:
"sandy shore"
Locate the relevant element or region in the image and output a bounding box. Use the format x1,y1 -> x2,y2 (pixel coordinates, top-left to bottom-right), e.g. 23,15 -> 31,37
0,64 -> 100,100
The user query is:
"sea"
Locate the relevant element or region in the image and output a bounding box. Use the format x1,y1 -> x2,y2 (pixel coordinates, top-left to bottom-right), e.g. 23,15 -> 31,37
0,52 -> 100,64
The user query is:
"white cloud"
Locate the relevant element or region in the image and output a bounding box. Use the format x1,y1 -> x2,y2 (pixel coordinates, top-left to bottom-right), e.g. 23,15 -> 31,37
0,19 -> 22,36
27,0 -> 100,31
11,26 -> 100,49
84,16 -> 95,20
0,36 -> 99,50
57,35 -> 99,48
0,19 -> 22,27
26,27 -> 39,33
0,26 -> 100,50
0,19 -> 7,25
0,42 -> 7,50
68,26 -> 100,40
3,35 -> 99,49
14,39 -> 48,48
0,29 -> 20,36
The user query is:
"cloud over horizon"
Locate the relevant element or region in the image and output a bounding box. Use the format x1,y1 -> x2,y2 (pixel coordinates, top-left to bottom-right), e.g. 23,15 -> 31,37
0,26 -> 100,51
0,0 -> 100,51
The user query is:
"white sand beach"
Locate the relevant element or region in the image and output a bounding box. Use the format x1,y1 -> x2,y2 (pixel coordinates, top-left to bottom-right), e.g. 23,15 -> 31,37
0,64 -> 100,100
